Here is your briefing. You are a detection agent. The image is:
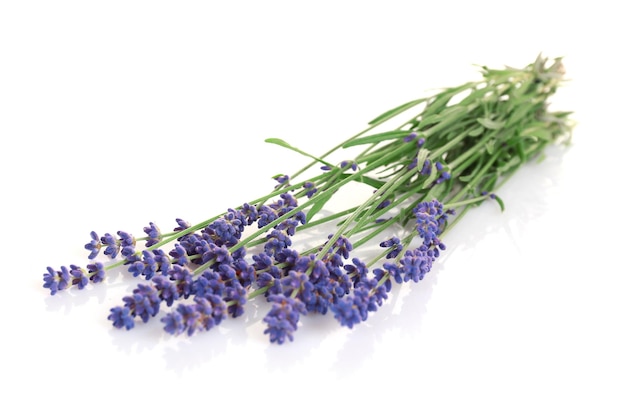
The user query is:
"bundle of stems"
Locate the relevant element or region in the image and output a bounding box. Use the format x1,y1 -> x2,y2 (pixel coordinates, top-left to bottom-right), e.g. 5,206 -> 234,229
43,55 -> 572,344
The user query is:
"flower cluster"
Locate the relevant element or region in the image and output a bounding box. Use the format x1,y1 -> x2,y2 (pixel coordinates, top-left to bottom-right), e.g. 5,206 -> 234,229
42,56 -> 572,344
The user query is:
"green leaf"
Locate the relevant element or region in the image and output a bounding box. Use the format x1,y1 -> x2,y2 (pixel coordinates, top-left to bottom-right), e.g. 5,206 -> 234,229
367,98 -> 427,126
506,102 -> 535,127
306,191 -> 334,223
265,138 -> 333,166
342,130 -> 414,148
425,82 -> 474,114
338,173 -> 385,190
520,126 -> 553,141
422,164 -> 440,187
493,194 -> 505,211
459,86 -> 493,106
458,173 -> 474,182
485,139 -> 497,154
467,127 -> 484,137
477,117 -> 505,130
416,148 -> 430,171
497,155 -> 521,174
419,105 -> 468,128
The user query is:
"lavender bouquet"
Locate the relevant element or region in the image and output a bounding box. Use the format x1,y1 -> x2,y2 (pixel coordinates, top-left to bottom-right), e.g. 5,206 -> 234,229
43,55 -> 572,344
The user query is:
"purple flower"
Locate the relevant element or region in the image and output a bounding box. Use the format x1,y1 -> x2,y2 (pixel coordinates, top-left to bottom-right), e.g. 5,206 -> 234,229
143,222 -> 161,247
380,236 -> 403,258
169,244 -> 190,266
277,214 -> 305,236
152,275 -> 180,307
295,254 -> 328,281
127,261 -> 145,278
224,283 -> 247,318
382,262 -> 404,284
303,181 -> 318,198
117,231 -> 135,248
240,203 -> 258,225
378,199 -> 392,210
263,294 -> 307,344
121,283 -> 161,323
274,248 -> 299,270
232,258 -> 255,287
252,252 -> 274,272
329,265 -> 352,297
302,278 -> 338,314
330,297 -> 363,329
84,231 -> 101,259
257,205 -> 278,228
141,250 -> 159,279
274,174 -> 289,185
161,306 -> 186,335
340,160 -> 358,171
192,271 -> 225,298
257,272 -> 283,296
414,199 -> 445,246
400,248 -> 435,282
108,306 -> 134,330
173,218 -> 191,240
43,266 -> 71,295
373,267 -> 392,292
161,294 -> 226,336
205,214 -> 242,247
87,262 -> 105,283
331,234 -> 353,260
319,234 -> 352,266
218,263 -> 237,281
201,242 -> 232,269
281,270 -> 309,291
420,159 -> 432,176
121,245 -> 138,262
69,265 -> 88,290
101,233 -> 120,258
264,229 -> 292,256
153,249 -> 172,276
344,258 -> 368,284
169,264 -> 194,299
404,132 -> 417,142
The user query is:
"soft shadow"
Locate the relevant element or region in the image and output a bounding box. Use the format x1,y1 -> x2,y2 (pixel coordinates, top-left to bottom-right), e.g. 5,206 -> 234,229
331,261 -> 439,375
42,269 -> 134,314
161,297 -> 265,372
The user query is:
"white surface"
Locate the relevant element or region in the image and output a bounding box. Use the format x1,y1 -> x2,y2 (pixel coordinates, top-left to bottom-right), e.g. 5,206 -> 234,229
1,1 -> 625,401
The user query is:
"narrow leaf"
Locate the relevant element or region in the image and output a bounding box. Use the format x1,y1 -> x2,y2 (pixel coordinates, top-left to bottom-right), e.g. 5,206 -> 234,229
367,98 -> 427,126
477,117 -> 505,130
467,127 -> 484,137
419,105 -> 468,128
425,82 -> 474,114
306,191 -> 334,223
493,194 -> 505,211
265,138 -> 333,166
422,164 -> 440,187
520,126 -> 553,141
343,130 -> 414,148
338,173 -> 385,190
458,173 -> 474,182
416,148 -> 430,171
485,139 -> 496,154
497,155 -> 521,174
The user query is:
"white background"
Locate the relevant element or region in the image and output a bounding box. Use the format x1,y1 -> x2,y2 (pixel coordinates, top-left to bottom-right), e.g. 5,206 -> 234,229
1,1 -> 625,401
